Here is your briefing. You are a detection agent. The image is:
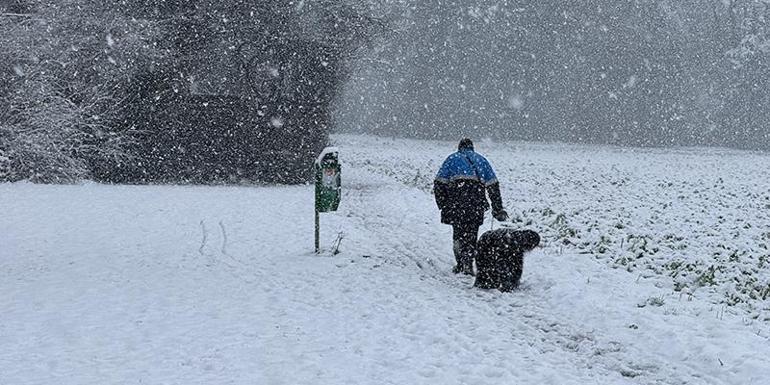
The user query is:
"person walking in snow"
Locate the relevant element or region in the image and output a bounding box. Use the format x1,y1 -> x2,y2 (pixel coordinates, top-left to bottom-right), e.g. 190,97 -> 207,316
434,138 -> 508,275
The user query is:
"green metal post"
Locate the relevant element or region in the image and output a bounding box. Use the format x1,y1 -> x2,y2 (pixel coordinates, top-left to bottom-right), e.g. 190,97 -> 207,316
314,209 -> 320,254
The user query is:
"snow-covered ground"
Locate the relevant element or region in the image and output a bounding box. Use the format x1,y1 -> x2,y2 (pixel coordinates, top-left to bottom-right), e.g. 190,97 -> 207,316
2,134 -> 770,384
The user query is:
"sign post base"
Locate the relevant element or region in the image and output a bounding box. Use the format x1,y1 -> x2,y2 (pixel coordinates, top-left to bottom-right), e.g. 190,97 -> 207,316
314,210 -> 320,254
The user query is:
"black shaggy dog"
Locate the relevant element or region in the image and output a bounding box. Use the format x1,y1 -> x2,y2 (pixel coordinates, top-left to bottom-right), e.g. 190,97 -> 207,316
474,229 -> 540,292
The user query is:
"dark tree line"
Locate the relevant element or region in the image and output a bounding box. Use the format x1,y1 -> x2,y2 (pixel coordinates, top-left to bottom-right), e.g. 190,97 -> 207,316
1,0 -> 381,183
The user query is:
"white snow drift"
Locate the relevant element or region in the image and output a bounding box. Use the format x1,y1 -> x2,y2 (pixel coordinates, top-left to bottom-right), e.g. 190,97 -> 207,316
2,134 -> 769,384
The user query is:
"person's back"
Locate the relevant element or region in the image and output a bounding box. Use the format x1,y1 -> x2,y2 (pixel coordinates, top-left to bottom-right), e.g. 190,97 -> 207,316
433,138 -> 508,275
434,150 -> 493,225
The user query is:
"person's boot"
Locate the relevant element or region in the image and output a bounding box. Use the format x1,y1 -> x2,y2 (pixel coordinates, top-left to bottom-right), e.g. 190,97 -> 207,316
452,259 -> 474,275
452,241 -> 463,274
459,258 -> 475,276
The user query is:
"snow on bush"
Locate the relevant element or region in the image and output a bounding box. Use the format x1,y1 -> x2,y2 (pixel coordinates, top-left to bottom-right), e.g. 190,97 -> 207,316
0,80 -> 131,183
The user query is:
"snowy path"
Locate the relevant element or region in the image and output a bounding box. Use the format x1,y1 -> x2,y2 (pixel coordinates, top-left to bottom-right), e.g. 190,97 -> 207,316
3,135 -> 770,384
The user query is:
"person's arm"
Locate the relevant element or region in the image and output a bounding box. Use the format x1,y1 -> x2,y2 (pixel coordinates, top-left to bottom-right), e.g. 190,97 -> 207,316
433,179 -> 450,210
478,156 -> 508,221
487,182 -> 508,221
487,181 -> 504,213
434,156 -> 455,210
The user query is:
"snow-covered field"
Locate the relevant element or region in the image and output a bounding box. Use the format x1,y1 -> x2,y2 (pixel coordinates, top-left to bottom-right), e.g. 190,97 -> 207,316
2,134 -> 770,384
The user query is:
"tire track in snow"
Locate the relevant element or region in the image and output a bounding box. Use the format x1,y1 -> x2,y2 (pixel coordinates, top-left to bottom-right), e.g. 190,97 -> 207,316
196,218 -> 263,284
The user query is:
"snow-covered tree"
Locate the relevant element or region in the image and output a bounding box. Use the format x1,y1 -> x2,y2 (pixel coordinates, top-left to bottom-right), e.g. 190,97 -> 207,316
1,0 -> 383,183
0,0 -> 160,182
115,0 -> 384,184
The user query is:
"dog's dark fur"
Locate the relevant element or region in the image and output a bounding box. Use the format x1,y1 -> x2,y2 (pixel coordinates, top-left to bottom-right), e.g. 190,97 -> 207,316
474,229 -> 540,292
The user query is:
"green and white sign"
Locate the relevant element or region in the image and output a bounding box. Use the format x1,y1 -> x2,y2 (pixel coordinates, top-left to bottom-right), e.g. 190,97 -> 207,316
314,147 -> 341,253
315,147 -> 341,213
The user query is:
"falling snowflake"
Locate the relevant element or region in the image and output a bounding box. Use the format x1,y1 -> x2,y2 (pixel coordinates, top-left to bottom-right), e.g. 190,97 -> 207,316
622,75 -> 637,89
270,117 -> 285,128
508,95 -> 524,110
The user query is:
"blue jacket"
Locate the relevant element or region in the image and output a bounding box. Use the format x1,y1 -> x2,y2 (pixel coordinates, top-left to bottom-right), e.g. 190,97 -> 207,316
435,149 -> 498,186
434,149 -> 503,226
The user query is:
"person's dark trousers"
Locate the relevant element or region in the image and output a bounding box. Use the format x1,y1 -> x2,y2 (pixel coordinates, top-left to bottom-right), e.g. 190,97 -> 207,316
452,222 -> 480,275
